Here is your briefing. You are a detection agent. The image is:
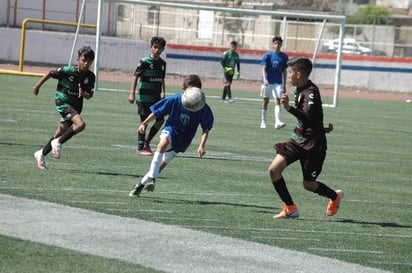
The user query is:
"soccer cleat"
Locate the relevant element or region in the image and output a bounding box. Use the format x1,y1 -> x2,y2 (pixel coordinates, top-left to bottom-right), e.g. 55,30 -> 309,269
260,121 -> 267,128
228,99 -> 235,103
34,149 -> 47,170
273,204 -> 300,219
129,183 -> 144,197
145,178 -> 156,192
51,138 -> 62,159
136,144 -> 153,156
327,190 -> 344,216
275,122 -> 286,129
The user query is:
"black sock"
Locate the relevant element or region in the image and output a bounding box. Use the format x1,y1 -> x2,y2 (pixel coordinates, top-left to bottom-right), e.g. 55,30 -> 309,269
315,182 -> 337,200
227,86 -> 232,99
222,86 -> 228,100
42,137 -> 54,155
138,132 -> 145,150
59,127 -> 75,144
146,125 -> 160,145
273,177 -> 294,206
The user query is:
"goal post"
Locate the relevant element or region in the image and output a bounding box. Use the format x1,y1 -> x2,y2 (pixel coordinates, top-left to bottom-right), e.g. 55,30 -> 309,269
94,0 -> 345,107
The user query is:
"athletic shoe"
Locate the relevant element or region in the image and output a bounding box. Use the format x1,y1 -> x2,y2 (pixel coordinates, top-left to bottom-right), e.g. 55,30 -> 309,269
145,178 -> 156,192
273,204 -> 300,219
260,121 -> 267,128
129,183 -> 144,197
51,138 -> 62,159
228,99 -> 235,103
136,145 -> 153,156
327,190 -> 344,216
275,122 -> 286,129
34,149 -> 46,170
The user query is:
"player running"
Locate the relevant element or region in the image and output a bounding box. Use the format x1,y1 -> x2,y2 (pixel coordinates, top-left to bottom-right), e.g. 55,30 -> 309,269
32,46 -> 96,170
269,57 -> 343,219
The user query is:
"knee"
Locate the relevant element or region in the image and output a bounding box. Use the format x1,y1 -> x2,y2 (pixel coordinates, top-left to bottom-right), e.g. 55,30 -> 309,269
303,181 -> 317,192
76,121 -> 86,132
268,165 -> 281,181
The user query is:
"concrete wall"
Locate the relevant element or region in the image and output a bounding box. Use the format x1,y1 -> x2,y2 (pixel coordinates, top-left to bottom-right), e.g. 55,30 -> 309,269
0,28 -> 411,93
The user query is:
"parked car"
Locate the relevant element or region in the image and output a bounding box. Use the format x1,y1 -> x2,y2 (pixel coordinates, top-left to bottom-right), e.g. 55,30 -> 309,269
321,38 -> 386,56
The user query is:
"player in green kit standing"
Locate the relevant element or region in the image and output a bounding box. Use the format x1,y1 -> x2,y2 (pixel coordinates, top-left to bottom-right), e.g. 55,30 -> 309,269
128,37 -> 167,155
220,41 -> 240,103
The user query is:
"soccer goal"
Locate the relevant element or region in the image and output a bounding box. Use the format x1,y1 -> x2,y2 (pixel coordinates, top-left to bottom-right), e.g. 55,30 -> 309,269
93,0 -> 345,107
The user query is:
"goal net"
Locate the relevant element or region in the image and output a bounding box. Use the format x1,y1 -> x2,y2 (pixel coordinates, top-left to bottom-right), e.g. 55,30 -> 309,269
94,0 -> 345,107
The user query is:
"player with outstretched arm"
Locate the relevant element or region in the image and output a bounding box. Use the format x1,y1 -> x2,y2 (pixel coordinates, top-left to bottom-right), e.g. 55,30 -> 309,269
129,74 -> 214,197
32,46 -> 96,170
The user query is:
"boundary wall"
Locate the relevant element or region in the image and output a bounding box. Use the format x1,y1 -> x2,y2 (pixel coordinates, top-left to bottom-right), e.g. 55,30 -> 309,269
0,28 -> 411,93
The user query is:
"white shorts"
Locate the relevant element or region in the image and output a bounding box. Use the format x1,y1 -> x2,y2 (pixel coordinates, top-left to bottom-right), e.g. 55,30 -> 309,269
260,83 -> 284,99
160,130 -> 177,164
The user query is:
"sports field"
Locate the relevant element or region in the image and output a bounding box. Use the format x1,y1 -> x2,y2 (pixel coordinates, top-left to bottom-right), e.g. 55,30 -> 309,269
0,74 -> 411,272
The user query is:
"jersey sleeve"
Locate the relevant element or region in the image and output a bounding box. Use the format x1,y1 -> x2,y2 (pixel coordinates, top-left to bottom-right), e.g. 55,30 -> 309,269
134,60 -> 148,77
200,104 -> 214,133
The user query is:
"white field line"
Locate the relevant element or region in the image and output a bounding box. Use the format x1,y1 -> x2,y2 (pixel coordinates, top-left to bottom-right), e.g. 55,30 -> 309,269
152,217 -> 220,222
369,260 -> 412,266
1,186 -> 412,206
181,225 -> 412,239
309,247 -> 384,255
105,208 -> 173,213
253,236 -> 321,242
0,194 -> 393,273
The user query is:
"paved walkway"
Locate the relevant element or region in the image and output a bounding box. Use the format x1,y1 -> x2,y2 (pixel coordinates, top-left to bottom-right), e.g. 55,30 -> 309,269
0,194 -> 391,273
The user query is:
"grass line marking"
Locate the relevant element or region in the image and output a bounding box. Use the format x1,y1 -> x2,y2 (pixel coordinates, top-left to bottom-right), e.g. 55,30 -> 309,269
309,247 -> 383,254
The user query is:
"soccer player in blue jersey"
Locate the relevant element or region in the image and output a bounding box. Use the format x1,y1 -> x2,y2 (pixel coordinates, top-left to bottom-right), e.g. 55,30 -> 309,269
269,57 -> 343,219
129,74 -> 214,197
260,36 -> 288,129
32,46 -> 95,170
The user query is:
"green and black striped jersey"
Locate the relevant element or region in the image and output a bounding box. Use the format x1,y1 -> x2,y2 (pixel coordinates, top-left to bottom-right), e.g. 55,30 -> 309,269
134,56 -> 166,103
49,66 -> 95,113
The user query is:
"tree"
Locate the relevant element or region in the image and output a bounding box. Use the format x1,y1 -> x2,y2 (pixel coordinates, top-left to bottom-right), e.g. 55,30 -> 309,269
348,4 -> 391,25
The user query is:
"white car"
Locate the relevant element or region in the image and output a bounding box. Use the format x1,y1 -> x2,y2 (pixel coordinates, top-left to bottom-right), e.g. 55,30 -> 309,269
322,38 -> 385,56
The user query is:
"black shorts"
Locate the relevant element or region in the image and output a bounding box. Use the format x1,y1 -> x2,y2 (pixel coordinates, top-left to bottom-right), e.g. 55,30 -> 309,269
137,101 -> 164,122
223,72 -> 234,84
274,140 -> 326,182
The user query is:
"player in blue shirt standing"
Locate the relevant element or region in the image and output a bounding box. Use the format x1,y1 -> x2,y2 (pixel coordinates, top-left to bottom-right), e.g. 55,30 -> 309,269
260,36 -> 288,129
129,74 -> 214,197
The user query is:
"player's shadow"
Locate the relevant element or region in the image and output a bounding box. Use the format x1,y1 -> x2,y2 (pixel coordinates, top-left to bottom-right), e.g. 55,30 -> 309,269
0,142 -> 42,148
335,219 -> 412,229
150,196 -> 274,211
66,169 -> 142,179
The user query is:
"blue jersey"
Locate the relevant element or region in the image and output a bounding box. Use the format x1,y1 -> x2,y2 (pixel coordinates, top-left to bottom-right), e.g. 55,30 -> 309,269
150,93 -> 214,153
260,51 -> 288,84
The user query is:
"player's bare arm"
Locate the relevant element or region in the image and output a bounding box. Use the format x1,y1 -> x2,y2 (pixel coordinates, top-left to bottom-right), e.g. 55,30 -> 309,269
197,131 -> 209,158
262,66 -> 268,85
32,74 -> 50,95
139,113 -> 156,133
128,76 -> 138,104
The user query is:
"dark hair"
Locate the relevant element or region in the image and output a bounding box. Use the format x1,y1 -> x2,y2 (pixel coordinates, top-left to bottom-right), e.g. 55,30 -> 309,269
78,46 -> 95,61
230,41 -> 238,47
272,36 -> 283,43
287,57 -> 313,77
183,74 -> 202,89
151,36 -> 166,48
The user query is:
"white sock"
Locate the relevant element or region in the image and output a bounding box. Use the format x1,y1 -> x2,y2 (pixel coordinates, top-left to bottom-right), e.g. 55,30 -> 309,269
141,152 -> 162,184
261,109 -> 267,122
274,105 -> 281,124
